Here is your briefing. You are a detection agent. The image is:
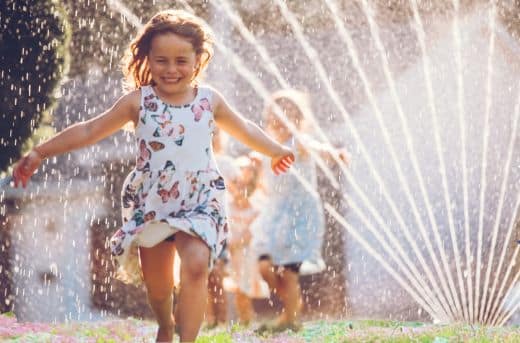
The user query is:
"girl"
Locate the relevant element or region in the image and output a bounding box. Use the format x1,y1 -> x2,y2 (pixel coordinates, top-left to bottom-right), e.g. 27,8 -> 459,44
12,10 -> 294,343
226,156 -> 269,326
251,89 -> 347,333
204,127 -> 233,329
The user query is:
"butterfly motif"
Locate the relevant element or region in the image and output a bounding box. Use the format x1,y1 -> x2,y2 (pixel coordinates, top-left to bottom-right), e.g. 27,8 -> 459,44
110,229 -> 126,256
151,111 -> 172,125
164,160 -> 175,171
194,184 -> 211,204
175,125 -> 185,146
210,176 -> 225,190
144,211 -> 156,221
152,126 -> 170,137
122,184 -> 138,208
152,124 -> 185,146
170,199 -> 192,218
144,94 -> 159,112
131,209 -> 145,227
149,141 -> 165,151
137,139 -> 151,171
139,106 -> 147,124
158,161 -> 176,184
158,181 -> 180,203
191,98 -> 211,122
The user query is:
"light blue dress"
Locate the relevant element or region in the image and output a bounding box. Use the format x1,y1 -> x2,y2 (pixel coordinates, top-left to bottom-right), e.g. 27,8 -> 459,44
251,137 -> 325,274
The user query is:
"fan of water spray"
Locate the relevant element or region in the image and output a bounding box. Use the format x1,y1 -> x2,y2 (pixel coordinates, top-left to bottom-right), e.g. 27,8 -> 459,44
3,0 -> 518,327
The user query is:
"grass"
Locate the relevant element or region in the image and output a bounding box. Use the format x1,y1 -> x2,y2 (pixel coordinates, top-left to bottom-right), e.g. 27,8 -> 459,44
1,313 -> 519,342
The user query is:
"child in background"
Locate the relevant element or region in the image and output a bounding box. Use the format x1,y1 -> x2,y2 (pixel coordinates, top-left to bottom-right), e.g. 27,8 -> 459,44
204,127 -> 234,329
252,89 -> 347,333
226,156 -> 269,326
12,10 -> 294,343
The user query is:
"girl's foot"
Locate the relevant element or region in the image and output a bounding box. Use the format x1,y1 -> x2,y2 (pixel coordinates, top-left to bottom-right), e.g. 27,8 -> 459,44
156,322 -> 175,342
156,313 -> 176,342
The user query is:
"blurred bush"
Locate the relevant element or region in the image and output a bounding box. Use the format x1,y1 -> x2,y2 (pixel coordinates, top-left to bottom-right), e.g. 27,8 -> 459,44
0,0 -> 71,172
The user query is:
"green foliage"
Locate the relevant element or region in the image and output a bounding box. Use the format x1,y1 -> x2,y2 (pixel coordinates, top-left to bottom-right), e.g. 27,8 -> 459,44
0,0 -> 71,171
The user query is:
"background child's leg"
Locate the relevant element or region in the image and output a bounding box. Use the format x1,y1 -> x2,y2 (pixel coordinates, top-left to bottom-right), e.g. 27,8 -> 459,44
259,259 -> 280,293
259,260 -> 302,325
212,259 -> 227,324
278,268 -> 302,324
235,290 -> 254,324
206,269 -> 218,327
175,232 -> 210,342
139,240 -> 176,342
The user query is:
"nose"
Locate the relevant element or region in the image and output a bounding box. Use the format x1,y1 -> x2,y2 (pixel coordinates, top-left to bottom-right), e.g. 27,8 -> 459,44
165,62 -> 178,75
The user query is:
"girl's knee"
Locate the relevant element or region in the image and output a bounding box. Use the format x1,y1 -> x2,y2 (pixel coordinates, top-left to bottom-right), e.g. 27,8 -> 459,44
182,252 -> 209,280
176,232 -> 210,280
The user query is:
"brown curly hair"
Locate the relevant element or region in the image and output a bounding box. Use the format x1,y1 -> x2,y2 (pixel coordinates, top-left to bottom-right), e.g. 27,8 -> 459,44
122,9 -> 213,91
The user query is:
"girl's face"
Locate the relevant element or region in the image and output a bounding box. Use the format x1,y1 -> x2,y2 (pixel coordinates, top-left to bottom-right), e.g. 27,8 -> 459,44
148,33 -> 200,95
265,99 -> 302,142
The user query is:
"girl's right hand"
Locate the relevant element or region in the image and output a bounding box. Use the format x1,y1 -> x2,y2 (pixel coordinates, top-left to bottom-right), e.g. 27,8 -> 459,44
271,147 -> 295,175
13,149 -> 43,188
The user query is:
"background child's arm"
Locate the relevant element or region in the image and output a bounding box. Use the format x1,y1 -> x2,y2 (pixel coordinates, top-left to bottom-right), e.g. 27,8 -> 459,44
13,90 -> 140,187
213,90 -> 294,174
306,139 -> 349,166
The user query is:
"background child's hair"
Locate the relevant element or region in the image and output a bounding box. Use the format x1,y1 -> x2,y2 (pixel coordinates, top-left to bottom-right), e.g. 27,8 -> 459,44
267,89 -> 313,133
122,9 -> 213,91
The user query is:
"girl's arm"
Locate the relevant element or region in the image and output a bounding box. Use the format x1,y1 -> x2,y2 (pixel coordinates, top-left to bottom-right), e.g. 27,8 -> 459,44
213,90 -> 294,174
305,139 -> 349,166
13,90 -> 140,187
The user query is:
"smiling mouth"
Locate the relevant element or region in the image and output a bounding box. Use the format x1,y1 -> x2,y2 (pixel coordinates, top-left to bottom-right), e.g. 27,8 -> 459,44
162,77 -> 181,84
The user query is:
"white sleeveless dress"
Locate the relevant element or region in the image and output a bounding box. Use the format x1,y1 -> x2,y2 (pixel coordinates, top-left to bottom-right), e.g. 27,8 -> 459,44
110,85 -> 228,284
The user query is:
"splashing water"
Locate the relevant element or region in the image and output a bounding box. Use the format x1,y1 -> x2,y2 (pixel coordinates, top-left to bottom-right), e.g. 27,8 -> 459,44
2,0 -> 519,327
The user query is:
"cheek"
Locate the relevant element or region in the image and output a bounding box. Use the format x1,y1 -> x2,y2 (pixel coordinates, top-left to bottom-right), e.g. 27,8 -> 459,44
149,62 -> 163,74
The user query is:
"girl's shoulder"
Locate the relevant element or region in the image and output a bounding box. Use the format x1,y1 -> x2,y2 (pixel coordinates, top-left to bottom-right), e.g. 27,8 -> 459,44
115,89 -> 141,112
198,83 -> 224,106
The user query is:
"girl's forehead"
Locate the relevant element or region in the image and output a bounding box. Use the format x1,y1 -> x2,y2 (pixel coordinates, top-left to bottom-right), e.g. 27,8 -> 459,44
149,33 -> 195,56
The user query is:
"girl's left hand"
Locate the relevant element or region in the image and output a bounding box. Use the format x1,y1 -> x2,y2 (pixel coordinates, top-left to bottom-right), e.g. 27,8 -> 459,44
271,148 -> 295,175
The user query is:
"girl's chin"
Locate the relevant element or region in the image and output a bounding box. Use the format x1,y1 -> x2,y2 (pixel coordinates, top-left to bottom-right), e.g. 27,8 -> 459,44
157,82 -> 189,93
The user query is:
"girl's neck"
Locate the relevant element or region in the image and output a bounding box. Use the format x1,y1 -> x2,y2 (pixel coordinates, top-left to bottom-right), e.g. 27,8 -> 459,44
153,84 -> 197,105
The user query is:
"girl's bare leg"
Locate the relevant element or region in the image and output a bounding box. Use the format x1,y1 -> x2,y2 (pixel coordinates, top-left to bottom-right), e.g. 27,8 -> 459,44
259,260 -> 301,325
259,259 -> 280,294
235,290 -> 254,324
211,259 -> 227,324
175,232 -> 210,342
140,240 -> 176,342
205,276 -> 217,326
278,268 -> 302,324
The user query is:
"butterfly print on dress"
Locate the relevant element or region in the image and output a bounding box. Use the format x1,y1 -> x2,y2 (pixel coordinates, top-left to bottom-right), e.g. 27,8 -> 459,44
143,93 -> 158,112
136,139 -> 151,171
191,97 -> 211,122
149,141 -> 165,151
157,181 -> 181,203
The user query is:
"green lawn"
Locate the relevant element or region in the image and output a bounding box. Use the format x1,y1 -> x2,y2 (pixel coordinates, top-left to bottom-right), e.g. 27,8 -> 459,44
1,313 -> 519,342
